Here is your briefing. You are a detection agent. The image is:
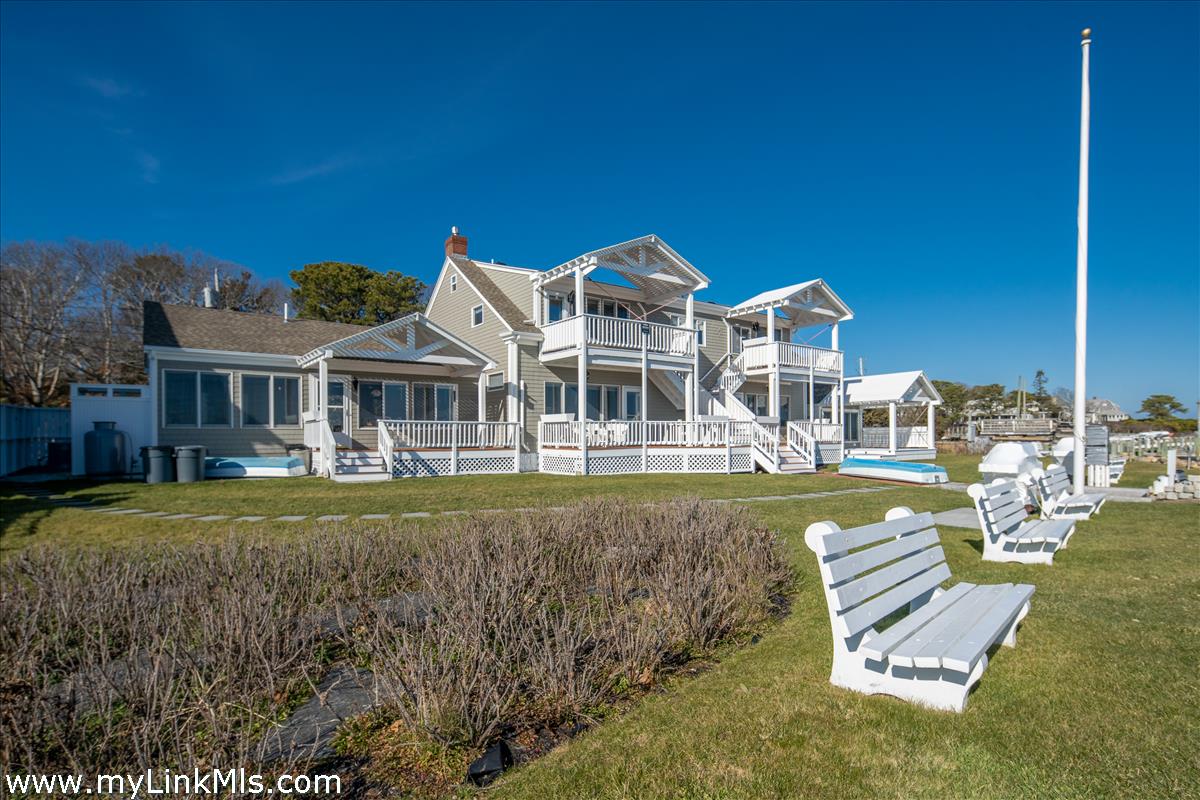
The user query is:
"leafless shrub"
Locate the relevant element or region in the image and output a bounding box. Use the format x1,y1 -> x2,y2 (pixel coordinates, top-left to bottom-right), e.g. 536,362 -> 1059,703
0,498 -> 788,778
367,497 -> 789,746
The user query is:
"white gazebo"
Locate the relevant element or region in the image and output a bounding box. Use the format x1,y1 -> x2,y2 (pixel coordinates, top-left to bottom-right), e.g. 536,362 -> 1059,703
843,370 -> 942,461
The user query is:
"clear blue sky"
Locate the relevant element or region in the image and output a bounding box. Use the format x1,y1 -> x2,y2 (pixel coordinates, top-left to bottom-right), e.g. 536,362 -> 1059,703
2,1 -> 1197,417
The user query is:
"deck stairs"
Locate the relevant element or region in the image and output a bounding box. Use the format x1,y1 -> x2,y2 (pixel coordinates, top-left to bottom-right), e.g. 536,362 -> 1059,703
700,385 -> 815,475
331,450 -> 391,483
648,370 -> 688,411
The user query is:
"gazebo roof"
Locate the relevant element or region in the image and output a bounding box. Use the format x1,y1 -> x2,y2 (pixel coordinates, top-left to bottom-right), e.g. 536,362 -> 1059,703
844,370 -> 942,407
296,313 -> 495,371
531,234 -> 710,302
725,280 -> 854,328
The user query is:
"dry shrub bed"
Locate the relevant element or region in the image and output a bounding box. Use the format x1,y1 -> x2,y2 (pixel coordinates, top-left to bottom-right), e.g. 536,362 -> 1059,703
0,498 -> 789,790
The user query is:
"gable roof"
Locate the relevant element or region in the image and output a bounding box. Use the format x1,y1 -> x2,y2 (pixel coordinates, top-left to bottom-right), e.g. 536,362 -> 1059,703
143,301 -> 367,356
296,312 -> 495,369
844,370 -> 942,406
449,256 -> 538,333
725,280 -> 854,327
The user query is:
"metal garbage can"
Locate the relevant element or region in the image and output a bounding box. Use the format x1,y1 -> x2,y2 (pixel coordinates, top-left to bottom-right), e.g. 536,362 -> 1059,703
287,444 -> 312,474
174,446 -> 206,483
140,446 -> 176,484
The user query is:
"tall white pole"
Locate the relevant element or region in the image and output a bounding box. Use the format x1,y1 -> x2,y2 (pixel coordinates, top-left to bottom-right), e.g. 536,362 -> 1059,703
1073,27 -> 1092,495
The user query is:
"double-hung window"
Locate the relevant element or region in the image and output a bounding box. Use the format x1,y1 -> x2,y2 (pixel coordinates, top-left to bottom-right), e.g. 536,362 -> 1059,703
163,370 -> 231,427
471,305 -> 484,327
358,381 -> 408,428
545,381 -> 563,415
695,320 -> 706,347
413,383 -> 456,421
241,375 -> 300,427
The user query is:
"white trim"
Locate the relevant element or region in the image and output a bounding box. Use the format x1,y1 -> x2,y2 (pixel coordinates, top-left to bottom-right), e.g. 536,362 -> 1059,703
412,381 -> 459,422
471,304 -> 484,328
356,378 -> 410,428
237,372 -> 303,429
146,346 -> 297,368
450,273 -> 458,292
161,368 -> 234,429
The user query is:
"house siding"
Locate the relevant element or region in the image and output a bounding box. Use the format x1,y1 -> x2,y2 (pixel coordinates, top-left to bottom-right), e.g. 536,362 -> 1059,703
425,261 -> 512,364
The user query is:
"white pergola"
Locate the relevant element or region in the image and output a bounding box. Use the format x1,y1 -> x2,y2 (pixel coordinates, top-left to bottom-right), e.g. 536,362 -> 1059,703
844,370 -> 943,455
297,313 -> 496,424
725,280 -> 854,420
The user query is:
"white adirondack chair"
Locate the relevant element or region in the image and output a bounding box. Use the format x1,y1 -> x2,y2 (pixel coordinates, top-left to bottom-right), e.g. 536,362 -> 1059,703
968,480 -> 1075,565
805,507 -> 1035,713
1028,465 -> 1108,520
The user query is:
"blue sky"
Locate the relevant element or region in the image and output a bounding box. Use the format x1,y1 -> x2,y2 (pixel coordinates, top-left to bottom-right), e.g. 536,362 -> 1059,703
2,1 -> 1197,416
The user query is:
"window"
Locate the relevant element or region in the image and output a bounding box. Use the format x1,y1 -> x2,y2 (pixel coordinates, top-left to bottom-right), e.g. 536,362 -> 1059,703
241,375 -> 271,426
583,299 -> 625,318
273,377 -> 300,426
163,370 -> 231,427
695,321 -> 706,347
486,372 -> 504,390
564,383 -> 579,416
450,273 -> 458,292
545,381 -> 563,415
471,305 -> 484,327
164,371 -> 198,426
413,383 -> 456,421
547,293 -> 566,322
623,388 -> 641,420
666,312 -> 685,328
358,381 -> 408,428
585,384 -> 623,420
113,387 -> 143,398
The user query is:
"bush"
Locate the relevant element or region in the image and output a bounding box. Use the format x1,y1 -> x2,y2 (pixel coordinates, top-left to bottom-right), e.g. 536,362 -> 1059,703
0,498 -> 789,781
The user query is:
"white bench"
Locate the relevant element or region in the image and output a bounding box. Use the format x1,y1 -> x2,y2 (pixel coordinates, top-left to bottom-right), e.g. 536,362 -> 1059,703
805,507 -> 1035,712
968,480 -> 1075,565
1028,464 -> 1108,520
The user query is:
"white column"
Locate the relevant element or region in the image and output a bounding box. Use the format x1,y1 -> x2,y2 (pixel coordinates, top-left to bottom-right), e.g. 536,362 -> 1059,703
808,366 -> 815,425
506,339 -> 520,424
641,326 -> 649,472
318,356 -> 329,419
831,321 -> 839,352
685,292 -> 696,421
888,401 -> 898,454
1073,28 -> 1092,495
576,267 -> 588,474
477,373 -> 487,422
927,402 -> 936,449
148,351 -> 159,445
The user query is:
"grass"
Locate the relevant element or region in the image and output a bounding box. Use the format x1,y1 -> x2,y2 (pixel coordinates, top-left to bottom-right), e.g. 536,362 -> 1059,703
0,463 -> 1196,797
491,493 -> 1200,800
0,471 -> 858,552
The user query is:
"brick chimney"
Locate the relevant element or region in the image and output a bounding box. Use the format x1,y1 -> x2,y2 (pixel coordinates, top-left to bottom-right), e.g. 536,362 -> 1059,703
444,226 -> 468,258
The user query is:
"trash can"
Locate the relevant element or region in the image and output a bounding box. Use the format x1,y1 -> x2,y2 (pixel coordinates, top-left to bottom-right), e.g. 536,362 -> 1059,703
174,446 -> 207,483
140,446 -> 176,484
287,444 -> 312,475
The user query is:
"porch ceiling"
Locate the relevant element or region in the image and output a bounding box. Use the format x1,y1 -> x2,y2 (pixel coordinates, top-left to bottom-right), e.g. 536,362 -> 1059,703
532,234 -> 710,302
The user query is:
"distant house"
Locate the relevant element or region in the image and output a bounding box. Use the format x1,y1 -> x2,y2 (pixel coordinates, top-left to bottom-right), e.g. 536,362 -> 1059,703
1086,398 -> 1129,424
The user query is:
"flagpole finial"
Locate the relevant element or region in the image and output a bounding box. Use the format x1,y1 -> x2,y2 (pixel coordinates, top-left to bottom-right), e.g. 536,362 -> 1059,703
1081,27 -> 1092,42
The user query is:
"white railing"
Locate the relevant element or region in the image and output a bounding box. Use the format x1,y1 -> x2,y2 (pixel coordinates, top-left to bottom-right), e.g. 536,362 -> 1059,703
539,419 -> 754,449
719,389 -> 779,472
380,420 -> 520,450
790,420 -> 843,443
376,420 -> 394,474
540,315 -> 695,358
740,341 -> 843,374
317,418 -> 337,478
860,426 -> 931,450
978,418 -> 1058,436
785,421 -> 816,466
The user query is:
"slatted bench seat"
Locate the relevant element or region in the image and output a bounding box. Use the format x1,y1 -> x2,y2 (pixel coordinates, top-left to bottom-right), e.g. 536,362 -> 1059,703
805,507 -> 1035,712
1028,464 -> 1108,520
968,479 -> 1076,565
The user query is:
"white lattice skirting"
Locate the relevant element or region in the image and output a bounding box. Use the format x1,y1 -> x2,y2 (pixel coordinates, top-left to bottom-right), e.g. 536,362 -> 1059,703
538,448 -> 754,476
392,452 -> 517,478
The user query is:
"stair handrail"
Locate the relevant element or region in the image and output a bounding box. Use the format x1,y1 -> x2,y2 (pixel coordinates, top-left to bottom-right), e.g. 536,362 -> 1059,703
723,389 -> 778,471
786,420 -> 817,467
318,418 -> 337,478
376,420 -> 394,475
699,351 -> 733,386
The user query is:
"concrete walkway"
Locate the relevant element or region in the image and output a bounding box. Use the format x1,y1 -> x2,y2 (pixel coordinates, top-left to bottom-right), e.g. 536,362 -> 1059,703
14,484 -> 900,524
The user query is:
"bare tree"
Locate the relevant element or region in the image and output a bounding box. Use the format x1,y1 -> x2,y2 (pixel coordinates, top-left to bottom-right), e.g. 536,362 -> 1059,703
0,243 -> 90,405
216,270 -> 285,313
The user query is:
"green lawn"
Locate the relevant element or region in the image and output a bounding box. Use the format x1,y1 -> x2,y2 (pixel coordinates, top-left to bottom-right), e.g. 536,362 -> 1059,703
1,466 -> 1196,797
492,494 -> 1200,800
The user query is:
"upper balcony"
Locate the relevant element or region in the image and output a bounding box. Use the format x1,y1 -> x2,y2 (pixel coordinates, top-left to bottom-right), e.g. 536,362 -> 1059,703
739,339 -> 843,376
540,314 -> 695,364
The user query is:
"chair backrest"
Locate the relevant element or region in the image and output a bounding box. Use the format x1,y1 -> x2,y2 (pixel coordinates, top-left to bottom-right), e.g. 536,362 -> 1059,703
805,508 -> 951,640
967,480 -> 1027,538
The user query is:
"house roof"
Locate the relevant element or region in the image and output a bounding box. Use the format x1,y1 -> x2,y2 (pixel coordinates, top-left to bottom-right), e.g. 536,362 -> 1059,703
450,256 -> 539,333
143,301 -> 367,356
844,370 -> 942,407
531,234 -> 710,301
725,280 -> 854,327
1086,398 -> 1126,416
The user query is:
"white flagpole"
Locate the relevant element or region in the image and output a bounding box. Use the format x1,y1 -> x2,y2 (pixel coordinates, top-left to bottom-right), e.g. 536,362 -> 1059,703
1072,27 -> 1092,495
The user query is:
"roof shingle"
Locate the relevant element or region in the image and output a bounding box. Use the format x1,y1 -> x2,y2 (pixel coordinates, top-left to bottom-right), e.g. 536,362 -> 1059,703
450,256 -> 538,333
143,301 -> 370,356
